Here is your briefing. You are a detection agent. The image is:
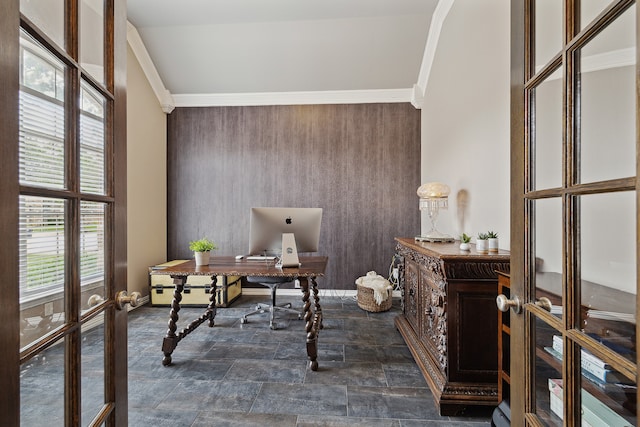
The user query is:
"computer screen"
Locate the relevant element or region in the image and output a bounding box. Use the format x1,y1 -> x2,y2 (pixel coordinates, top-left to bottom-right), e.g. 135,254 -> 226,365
248,207 -> 323,257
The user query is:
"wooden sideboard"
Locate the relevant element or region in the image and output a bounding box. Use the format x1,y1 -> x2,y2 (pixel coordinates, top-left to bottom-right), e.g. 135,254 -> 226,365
394,237 -> 510,415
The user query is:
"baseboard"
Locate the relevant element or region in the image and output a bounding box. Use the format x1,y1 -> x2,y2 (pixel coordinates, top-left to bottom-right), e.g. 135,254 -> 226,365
241,288 -> 401,298
133,294 -> 150,309
83,294 -> 150,331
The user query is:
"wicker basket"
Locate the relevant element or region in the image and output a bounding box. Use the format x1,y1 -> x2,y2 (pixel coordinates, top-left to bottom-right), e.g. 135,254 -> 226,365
356,283 -> 392,312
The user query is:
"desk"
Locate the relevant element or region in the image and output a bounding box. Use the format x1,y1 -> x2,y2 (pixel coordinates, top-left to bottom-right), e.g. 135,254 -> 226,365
151,256 -> 328,370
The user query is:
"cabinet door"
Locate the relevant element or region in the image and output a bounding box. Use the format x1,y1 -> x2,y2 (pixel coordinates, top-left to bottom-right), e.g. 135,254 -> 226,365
403,258 -> 420,332
419,262 -> 447,372
448,281 -> 498,383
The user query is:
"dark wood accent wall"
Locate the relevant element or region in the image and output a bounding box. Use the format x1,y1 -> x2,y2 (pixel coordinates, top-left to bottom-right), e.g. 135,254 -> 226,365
167,103 -> 420,289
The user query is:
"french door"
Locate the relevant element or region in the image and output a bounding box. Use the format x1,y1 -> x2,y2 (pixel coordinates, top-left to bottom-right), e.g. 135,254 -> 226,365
0,0 -> 128,425
510,0 -> 638,425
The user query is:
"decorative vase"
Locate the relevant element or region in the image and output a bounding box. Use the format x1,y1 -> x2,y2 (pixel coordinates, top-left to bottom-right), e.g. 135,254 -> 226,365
459,242 -> 470,251
476,239 -> 488,254
488,238 -> 499,253
194,251 -> 211,266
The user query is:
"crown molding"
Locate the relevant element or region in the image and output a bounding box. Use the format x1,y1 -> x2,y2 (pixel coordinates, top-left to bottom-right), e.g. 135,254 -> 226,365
411,83 -> 425,109
126,0 -> 458,112
413,0 -> 455,108
127,22 -> 175,113
126,22 -> 413,110
536,47 -> 635,81
172,88 -> 414,108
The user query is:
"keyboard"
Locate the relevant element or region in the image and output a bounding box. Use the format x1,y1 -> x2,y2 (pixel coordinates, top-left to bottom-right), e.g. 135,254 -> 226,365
246,255 -> 277,261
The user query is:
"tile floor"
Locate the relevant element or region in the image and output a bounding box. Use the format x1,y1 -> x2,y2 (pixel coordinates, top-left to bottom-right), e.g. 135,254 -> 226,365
22,294 -> 494,426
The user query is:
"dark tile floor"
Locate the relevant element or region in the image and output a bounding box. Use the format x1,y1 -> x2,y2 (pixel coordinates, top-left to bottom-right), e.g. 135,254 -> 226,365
127,294 -> 494,426
23,294 -> 494,426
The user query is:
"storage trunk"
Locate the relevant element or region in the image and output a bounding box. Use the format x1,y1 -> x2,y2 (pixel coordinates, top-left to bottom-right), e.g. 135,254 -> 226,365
149,260 -> 241,307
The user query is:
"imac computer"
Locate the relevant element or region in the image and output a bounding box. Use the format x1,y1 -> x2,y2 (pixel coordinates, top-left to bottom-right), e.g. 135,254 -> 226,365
248,207 -> 323,267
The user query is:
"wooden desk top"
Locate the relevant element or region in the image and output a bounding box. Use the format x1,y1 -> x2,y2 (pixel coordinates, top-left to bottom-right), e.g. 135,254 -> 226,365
395,237 -> 510,260
151,256 -> 328,278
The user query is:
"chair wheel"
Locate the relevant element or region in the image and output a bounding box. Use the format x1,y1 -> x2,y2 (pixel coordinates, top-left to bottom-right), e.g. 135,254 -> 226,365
269,322 -> 276,330
240,317 -> 247,324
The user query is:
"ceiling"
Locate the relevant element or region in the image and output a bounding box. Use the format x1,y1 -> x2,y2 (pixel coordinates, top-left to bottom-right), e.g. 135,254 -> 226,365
126,0 -> 439,102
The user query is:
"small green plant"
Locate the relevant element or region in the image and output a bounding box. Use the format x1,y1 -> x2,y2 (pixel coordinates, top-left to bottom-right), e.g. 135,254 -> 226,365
477,232 -> 489,240
460,233 -> 471,243
188,237 -> 217,252
486,231 -> 498,239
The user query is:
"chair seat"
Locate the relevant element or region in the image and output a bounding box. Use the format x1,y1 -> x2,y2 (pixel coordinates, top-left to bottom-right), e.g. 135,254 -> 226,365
246,276 -> 291,284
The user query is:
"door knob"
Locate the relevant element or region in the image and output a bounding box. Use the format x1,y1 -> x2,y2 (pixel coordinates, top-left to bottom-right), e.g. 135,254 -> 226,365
535,296 -> 552,312
496,294 -> 522,314
116,291 -> 141,310
88,294 -> 105,307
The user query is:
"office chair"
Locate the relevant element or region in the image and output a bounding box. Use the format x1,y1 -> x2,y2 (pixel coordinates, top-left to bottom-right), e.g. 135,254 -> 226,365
240,276 -> 302,330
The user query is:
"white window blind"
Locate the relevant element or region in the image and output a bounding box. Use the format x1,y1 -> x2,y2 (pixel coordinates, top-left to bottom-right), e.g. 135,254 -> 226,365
19,196 -> 66,301
18,32 -> 107,303
80,201 -> 105,284
19,90 -> 65,189
19,35 -> 66,190
80,83 -> 106,195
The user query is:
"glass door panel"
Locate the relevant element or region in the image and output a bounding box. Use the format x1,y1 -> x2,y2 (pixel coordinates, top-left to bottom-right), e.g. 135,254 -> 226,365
534,198 -> 563,319
81,323 -> 105,426
579,191 -> 636,363
533,71 -> 563,191
579,4 -> 636,184
20,345 -> 65,425
535,0 -> 563,69
80,201 -> 106,314
80,0 -> 105,84
80,83 -> 107,195
19,30 -> 66,190
19,0 -> 64,49
535,317 -> 563,426
581,1 -> 614,30
578,346 -> 637,425
19,196 -> 66,349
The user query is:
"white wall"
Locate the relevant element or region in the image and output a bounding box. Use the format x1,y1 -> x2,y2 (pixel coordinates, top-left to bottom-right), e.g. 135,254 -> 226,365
126,44 -> 167,298
421,0 -> 511,248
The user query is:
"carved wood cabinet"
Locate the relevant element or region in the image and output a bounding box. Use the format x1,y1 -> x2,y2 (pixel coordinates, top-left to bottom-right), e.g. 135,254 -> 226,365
394,238 -> 510,415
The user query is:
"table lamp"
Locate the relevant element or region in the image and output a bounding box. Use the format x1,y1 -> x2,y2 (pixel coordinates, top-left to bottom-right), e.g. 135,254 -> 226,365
415,182 -> 454,242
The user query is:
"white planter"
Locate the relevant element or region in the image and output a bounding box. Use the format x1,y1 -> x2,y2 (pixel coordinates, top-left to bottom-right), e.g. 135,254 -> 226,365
488,238 -> 499,253
476,239 -> 488,254
459,242 -> 470,251
194,251 -> 211,266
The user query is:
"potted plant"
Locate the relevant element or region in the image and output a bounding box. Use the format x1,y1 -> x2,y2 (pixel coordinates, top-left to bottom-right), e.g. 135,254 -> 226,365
189,237 -> 217,266
476,232 -> 489,254
487,231 -> 499,253
459,233 -> 471,251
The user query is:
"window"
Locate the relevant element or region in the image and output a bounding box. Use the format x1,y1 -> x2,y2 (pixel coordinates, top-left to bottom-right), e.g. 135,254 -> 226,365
18,30 -> 106,303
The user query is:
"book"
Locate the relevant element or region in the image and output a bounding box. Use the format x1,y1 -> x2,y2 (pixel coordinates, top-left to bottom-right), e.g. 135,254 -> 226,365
587,310 -> 636,325
549,390 -> 563,420
548,379 -> 633,427
543,347 -> 630,385
552,335 -> 611,369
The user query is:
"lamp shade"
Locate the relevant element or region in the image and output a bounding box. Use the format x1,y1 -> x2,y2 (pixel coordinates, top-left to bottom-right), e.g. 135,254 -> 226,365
417,182 -> 450,199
